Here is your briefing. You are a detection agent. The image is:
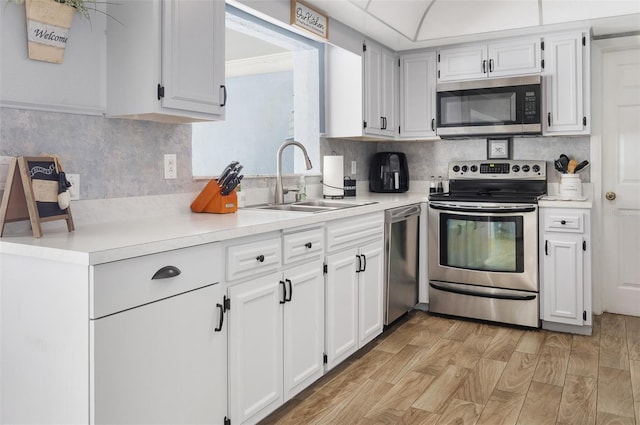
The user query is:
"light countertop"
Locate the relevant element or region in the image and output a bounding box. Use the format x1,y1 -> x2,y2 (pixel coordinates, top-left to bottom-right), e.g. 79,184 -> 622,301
0,193 -> 427,265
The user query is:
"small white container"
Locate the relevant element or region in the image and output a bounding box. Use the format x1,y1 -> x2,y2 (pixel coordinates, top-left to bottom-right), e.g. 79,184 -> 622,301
559,174 -> 582,198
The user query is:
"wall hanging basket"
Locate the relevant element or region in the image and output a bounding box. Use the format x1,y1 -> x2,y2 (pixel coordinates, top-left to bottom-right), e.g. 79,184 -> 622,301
25,0 -> 75,64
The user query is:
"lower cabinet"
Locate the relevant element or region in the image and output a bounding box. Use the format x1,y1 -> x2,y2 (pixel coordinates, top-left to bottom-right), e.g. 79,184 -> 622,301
325,213 -> 385,371
540,207 -> 592,332
91,284 -> 227,424
227,261 -> 324,424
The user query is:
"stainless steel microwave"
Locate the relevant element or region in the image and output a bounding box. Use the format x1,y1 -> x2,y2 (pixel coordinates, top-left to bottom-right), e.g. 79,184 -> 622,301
436,75 -> 542,138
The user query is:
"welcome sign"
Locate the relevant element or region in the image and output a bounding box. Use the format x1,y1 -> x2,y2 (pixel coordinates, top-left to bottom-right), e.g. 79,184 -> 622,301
291,0 -> 328,39
25,0 -> 75,63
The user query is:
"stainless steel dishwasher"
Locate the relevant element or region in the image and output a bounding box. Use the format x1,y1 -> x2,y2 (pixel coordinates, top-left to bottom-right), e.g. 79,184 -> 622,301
384,204 -> 420,325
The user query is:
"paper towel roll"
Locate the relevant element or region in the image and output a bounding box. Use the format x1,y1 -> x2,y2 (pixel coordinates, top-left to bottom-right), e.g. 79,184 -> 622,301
323,156 -> 344,198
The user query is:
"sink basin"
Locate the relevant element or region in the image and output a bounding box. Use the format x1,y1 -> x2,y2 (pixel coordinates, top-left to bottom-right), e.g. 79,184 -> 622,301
247,199 -> 377,213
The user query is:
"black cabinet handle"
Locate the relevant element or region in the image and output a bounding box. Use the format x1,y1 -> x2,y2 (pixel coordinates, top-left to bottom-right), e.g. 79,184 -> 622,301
256,254 -> 265,263
214,301 -> 224,332
545,240 -> 548,255
489,59 -> 494,72
151,265 -> 181,280
548,112 -> 551,126
305,242 -> 312,249
220,85 -> 227,107
356,254 -> 362,273
561,220 -> 566,225
285,279 -> 293,302
361,254 -> 367,272
381,116 -> 387,130
280,281 -> 287,304
431,118 -> 435,131
482,60 -> 487,73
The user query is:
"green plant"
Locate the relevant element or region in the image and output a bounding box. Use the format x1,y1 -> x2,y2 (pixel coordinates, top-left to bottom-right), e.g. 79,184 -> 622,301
9,0 -> 99,20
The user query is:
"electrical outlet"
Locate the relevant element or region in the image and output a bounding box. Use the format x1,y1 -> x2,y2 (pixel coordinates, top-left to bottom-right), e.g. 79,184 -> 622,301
164,154 -> 177,179
66,173 -> 80,200
351,160 -> 357,175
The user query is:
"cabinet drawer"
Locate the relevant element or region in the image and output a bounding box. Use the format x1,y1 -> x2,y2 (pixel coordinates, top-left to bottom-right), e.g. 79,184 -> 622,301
91,243 -> 221,319
544,210 -> 584,233
226,237 -> 281,281
326,212 -> 384,253
283,228 -> 324,265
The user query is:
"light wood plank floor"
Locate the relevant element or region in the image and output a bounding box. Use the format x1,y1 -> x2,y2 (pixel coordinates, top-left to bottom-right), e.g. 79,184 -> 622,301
260,312 -> 640,425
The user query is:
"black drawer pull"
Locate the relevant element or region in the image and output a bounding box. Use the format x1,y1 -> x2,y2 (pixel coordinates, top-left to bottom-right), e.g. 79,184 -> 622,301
256,254 -> 265,263
280,280 -> 287,304
305,242 -> 312,249
214,302 -> 224,332
561,220 -> 566,225
151,265 -> 181,280
285,279 -> 293,302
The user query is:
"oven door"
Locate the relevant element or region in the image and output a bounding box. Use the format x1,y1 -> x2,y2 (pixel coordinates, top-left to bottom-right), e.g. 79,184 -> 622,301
428,201 -> 538,292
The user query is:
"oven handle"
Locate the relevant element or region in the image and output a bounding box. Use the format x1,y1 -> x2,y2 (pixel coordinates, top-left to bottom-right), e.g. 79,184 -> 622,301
429,203 -> 536,214
430,281 -> 537,301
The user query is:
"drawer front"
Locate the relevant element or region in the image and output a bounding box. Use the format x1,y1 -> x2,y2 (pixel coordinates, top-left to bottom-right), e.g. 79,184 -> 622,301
283,228 -> 324,265
326,212 -> 384,253
544,210 -> 584,233
91,243 -> 221,319
226,237 -> 281,281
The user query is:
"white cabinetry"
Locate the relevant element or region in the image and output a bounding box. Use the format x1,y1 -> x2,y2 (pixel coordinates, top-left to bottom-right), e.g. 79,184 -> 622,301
106,0 -> 225,123
227,229 -> 324,424
399,51 -> 437,139
364,40 -> 397,138
542,31 -> 590,135
540,207 -> 592,333
324,213 -> 384,371
438,37 -> 541,81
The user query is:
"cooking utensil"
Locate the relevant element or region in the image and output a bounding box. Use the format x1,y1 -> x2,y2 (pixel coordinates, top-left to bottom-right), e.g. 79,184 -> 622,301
567,159 -> 578,174
221,174 -> 243,196
574,160 -> 590,173
558,156 -> 569,173
554,159 -> 566,173
218,161 -> 239,188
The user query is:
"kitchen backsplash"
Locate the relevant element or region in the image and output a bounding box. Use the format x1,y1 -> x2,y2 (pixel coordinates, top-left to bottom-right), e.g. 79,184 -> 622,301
1,107 -> 590,204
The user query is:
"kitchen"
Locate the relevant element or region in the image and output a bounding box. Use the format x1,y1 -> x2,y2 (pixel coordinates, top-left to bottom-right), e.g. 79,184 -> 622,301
1,0 -> 640,424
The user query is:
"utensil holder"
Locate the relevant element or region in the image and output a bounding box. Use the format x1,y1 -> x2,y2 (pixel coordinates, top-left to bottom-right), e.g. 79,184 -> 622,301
559,174 -> 582,199
191,179 -> 237,214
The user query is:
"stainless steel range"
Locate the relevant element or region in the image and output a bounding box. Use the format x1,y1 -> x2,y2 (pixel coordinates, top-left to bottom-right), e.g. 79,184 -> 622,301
428,160 -> 547,328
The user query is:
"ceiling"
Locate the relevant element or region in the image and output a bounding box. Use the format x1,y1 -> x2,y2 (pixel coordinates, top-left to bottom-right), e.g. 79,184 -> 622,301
303,0 -> 640,51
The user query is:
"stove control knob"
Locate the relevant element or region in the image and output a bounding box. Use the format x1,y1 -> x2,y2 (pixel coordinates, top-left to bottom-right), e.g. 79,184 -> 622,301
470,165 -> 478,172
461,165 -> 468,172
452,165 -> 460,172
532,164 -> 541,173
512,165 -> 520,172
522,165 -> 531,172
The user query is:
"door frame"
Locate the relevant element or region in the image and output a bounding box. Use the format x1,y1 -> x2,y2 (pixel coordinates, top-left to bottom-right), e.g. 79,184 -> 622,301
590,34 -> 640,314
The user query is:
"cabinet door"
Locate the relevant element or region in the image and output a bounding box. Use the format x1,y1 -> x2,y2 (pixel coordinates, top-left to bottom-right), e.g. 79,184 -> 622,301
358,240 -> 384,347
543,32 -> 586,134
488,38 -> 541,77
438,44 -> 487,81
400,51 -> 437,138
324,249 -> 359,370
542,233 -> 584,325
91,284 -> 226,425
283,262 -> 325,401
364,41 -> 396,137
228,272 -> 283,424
162,0 -> 225,116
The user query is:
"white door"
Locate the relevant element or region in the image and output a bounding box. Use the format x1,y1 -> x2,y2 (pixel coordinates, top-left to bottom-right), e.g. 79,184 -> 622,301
282,262 -> 324,401
228,272 -> 283,424
602,46 -> 640,316
358,241 -> 384,347
92,284 -> 226,425
324,249 -> 359,370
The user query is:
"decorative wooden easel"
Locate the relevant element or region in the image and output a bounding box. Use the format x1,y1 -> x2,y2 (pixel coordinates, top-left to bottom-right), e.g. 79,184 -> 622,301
0,156 -> 74,238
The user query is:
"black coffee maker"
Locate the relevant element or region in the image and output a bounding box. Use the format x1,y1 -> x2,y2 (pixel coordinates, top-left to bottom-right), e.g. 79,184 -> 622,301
369,152 -> 409,193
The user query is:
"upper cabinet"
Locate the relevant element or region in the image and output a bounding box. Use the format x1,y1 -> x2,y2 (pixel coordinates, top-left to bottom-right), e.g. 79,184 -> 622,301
542,30 -> 590,135
363,40 -> 397,138
438,37 -> 542,81
399,51 -> 437,139
106,0 -> 226,123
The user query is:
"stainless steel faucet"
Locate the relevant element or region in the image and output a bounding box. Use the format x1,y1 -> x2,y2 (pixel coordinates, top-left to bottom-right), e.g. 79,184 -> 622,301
275,139 -> 313,204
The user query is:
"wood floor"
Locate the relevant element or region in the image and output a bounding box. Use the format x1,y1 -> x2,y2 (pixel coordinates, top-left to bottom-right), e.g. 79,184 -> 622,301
260,312 -> 640,425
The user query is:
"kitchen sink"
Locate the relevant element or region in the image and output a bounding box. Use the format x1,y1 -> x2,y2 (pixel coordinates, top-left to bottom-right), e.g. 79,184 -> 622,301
247,199 -> 377,213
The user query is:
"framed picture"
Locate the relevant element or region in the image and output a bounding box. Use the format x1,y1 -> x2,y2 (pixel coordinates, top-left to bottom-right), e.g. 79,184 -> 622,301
290,0 -> 329,39
487,138 -> 511,160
